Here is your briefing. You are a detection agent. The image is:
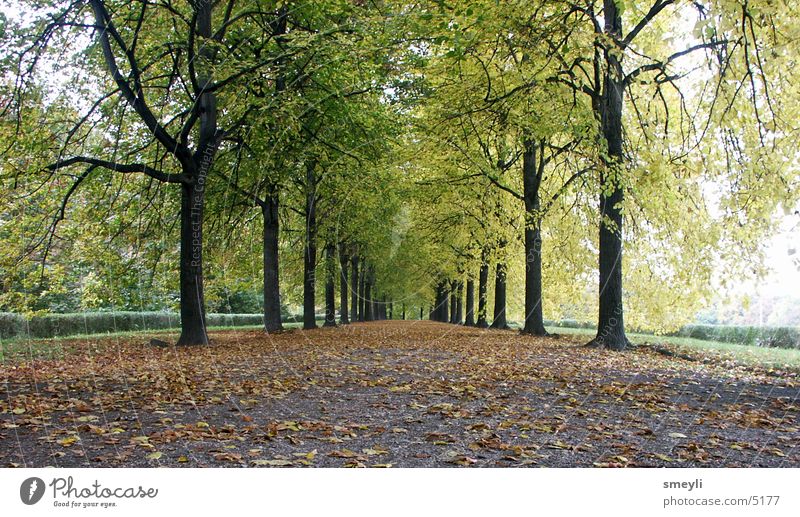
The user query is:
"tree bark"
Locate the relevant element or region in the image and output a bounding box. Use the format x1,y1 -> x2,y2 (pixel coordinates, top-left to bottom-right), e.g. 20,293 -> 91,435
350,255 -> 359,323
177,1 -> 216,346
456,281 -> 464,324
364,267 -> 374,321
358,263 -> 365,321
303,161 -> 317,330
261,6 -> 287,334
522,140 -> 548,336
262,192 -> 283,332
338,245 -> 349,324
434,285 -> 441,321
449,281 -> 457,324
441,282 -> 449,323
490,262 -> 508,329
434,281 -> 447,322
589,0 -> 630,350
177,181 -> 209,345
324,244 -> 336,327
477,255 -> 489,328
465,278 -> 475,326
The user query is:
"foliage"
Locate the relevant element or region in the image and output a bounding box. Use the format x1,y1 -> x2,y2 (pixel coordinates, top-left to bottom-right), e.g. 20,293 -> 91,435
0,0 -> 798,335
0,311 -> 268,340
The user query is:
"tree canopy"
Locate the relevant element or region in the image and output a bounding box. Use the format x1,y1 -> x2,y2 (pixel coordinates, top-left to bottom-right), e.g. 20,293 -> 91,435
1,0 -> 798,349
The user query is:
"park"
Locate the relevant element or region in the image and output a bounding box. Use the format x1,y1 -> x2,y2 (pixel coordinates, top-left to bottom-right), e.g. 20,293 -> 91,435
0,0 -> 798,468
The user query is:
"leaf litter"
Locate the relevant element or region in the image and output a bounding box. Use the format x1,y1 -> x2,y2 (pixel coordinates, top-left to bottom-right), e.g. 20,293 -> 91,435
1,321 -> 798,467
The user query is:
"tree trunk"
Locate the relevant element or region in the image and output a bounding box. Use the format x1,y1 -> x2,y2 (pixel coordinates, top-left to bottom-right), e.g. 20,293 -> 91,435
435,283 -> 442,322
303,162 -> 317,330
350,255 -> 359,323
364,268 -> 374,321
441,282 -> 449,323
456,281 -> 464,324
358,264 -> 365,321
490,262 -> 508,329
177,2 -> 215,346
262,192 -> 283,332
261,6 -> 286,334
589,0 -> 629,351
477,256 -> 489,328
522,140 -> 548,336
449,281 -> 457,324
324,244 -> 336,327
433,282 -> 445,322
177,181 -> 209,345
465,278 -> 475,326
338,245 -> 349,324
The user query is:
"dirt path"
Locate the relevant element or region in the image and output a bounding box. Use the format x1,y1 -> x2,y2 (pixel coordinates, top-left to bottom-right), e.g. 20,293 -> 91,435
1,321 -> 798,467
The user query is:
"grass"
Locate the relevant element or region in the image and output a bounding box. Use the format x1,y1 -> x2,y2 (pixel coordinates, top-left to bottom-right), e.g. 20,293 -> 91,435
547,325 -> 800,371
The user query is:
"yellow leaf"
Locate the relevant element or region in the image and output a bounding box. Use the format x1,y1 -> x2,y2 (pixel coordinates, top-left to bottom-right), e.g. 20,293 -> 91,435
329,449 -> 359,458
12,408 -> 25,415
294,449 -> 317,460
146,452 -> 162,460
389,384 -> 412,392
362,448 -> 388,456
58,436 -> 79,447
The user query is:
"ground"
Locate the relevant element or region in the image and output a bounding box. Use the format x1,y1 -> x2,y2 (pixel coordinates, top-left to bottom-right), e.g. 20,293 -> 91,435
1,321 -> 798,467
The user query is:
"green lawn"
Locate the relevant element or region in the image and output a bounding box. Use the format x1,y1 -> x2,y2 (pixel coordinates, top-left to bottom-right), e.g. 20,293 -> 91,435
547,325 -> 800,370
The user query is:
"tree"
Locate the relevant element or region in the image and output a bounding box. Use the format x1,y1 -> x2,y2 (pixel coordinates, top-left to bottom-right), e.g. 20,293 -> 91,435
5,0 -> 296,344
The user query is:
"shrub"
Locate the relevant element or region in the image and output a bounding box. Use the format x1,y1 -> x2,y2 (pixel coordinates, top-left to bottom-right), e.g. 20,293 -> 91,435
675,324 -> 800,349
0,313 -> 26,339
206,313 -> 264,327
0,312 -> 266,340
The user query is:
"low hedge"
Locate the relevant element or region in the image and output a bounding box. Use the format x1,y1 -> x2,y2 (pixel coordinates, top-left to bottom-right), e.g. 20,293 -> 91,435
0,311 -> 266,340
544,319 -> 595,330
672,324 -> 800,349
205,313 -> 264,328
